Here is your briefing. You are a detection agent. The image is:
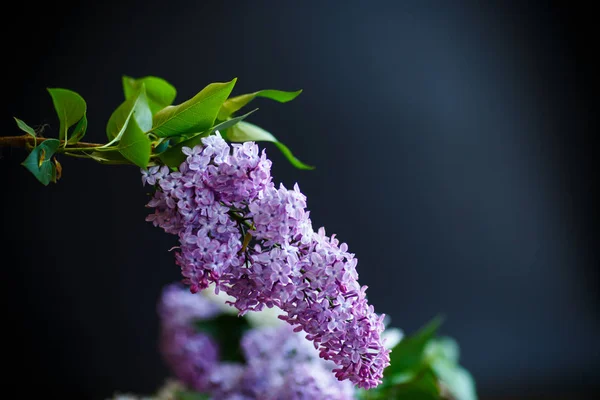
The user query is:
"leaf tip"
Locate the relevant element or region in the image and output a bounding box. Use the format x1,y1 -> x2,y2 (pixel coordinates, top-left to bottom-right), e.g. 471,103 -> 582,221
46,87 -> 62,95
427,314 -> 446,333
434,313 -> 446,325
282,89 -> 303,103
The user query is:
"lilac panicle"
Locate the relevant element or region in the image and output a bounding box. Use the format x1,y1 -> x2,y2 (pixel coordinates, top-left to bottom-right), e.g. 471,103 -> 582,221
238,324 -> 356,399
157,283 -> 220,391
159,328 -> 219,392
145,133 -> 390,389
157,283 -> 356,399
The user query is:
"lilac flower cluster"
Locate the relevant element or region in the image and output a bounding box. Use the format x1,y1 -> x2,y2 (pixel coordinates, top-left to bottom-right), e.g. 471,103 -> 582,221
158,283 -> 355,399
145,133 -> 390,389
215,325 -> 356,400
157,284 -> 221,392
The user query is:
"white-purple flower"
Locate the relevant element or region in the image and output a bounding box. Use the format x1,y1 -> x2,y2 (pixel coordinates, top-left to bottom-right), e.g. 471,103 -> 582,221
145,133 -> 390,389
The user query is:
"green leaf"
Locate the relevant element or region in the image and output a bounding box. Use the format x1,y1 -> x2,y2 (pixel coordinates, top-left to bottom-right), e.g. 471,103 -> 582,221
106,85 -> 152,140
47,88 -> 86,142
225,121 -> 314,170
385,315 -> 444,378
14,117 -> 36,136
362,367 -> 440,400
426,337 -> 477,400
194,314 -> 251,363
388,368 -> 440,400
21,139 -> 60,185
218,88 -> 302,119
67,114 -> 87,144
433,359 -> 477,400
158,109 -> 257,168
152,78 -> 237,137
117,117 -> 151,168
273,142 -> 314,170
426,336 -> 460,364
205,108 -> 257,137
389,369 -> 420,386
122,75 -> 177,115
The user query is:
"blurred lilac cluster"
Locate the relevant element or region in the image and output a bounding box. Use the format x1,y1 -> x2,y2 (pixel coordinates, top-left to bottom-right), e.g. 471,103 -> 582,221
144,133 -> 389,388
158,283 -> 356,399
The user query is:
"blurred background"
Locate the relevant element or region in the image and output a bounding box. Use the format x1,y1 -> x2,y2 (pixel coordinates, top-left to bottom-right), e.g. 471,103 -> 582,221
2,1 -> 597,399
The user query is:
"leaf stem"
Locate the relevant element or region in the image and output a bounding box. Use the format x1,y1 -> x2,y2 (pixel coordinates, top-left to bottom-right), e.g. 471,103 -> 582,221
64,145 -> 119,152
0,135 -> 105,151
62,152 -> 93,159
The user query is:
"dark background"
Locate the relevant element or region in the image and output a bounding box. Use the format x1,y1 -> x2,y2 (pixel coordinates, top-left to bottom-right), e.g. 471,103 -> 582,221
2,1 -> 598,399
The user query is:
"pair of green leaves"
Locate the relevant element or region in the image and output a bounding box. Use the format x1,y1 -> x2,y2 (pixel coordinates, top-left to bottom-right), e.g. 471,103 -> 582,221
15,88 -> 88,185
16,132 -> 61,186
154,81 -> 313,170
47,88 -> 88,145
361,316 -> 477,400
102,79 -> 155,167
424,336 -> 478,400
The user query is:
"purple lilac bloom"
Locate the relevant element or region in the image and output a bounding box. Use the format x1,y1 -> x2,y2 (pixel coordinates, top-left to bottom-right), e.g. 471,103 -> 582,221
206,362 -> 247,399
145,133 -> 390,389
157,283 -> 220,391
238,325 -> 355,399
157,283 -> 358,399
